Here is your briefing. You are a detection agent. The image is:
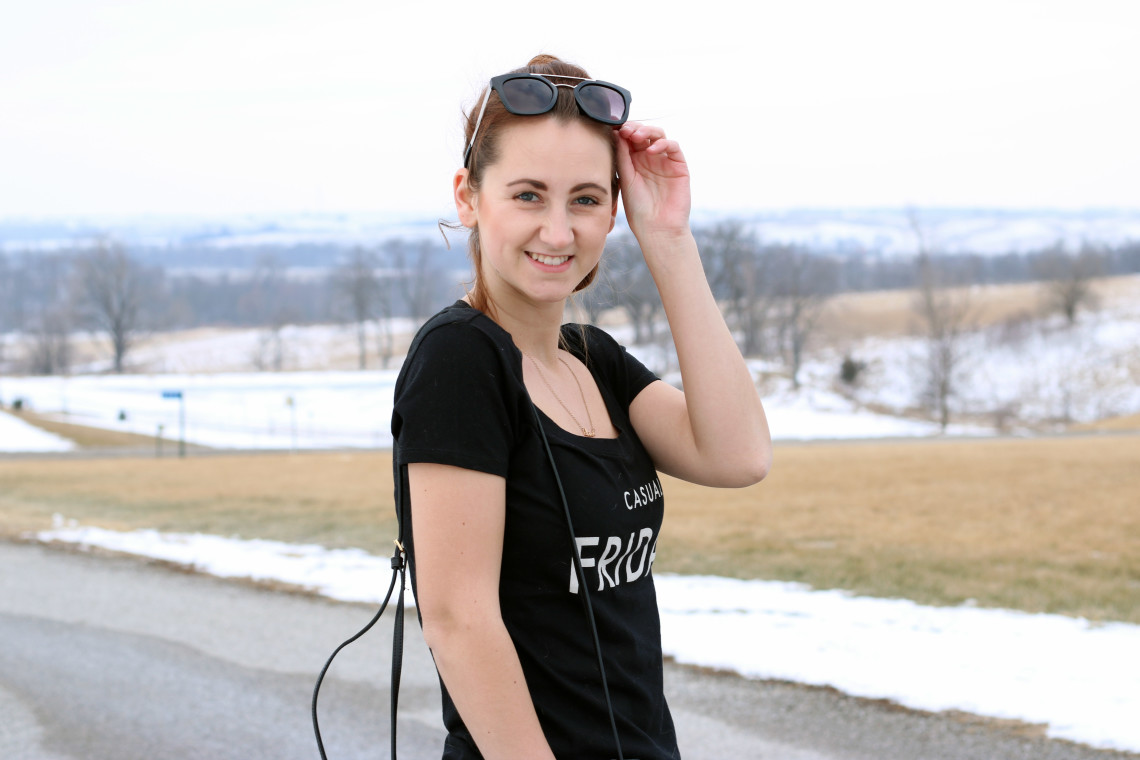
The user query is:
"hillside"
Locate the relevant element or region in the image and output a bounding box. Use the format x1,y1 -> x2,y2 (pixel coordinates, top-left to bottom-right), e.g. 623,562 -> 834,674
2,274 -> 1138,449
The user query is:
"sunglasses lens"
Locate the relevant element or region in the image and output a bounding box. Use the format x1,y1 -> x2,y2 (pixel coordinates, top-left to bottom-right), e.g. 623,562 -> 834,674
577,84 -> 627,123
500,77 -> 556,114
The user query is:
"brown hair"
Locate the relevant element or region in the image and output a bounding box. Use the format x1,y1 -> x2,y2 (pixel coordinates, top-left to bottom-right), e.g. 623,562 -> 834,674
462,54 -> 618,317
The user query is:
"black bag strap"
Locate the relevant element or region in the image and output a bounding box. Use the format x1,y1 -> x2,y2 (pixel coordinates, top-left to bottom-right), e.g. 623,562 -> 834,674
528,401 -> 624,760
311,311 -> 459,760
311,538 -> 405,760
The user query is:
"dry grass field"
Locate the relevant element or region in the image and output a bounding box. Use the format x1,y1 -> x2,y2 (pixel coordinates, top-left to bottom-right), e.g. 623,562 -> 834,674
657,435 -> 1140,623
815,272 -> 1140,344
3,434 -> 1137,623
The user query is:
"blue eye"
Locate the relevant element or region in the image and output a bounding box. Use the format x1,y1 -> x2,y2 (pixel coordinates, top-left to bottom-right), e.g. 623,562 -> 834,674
516,191 -> 539,202
574,196 -> 600,206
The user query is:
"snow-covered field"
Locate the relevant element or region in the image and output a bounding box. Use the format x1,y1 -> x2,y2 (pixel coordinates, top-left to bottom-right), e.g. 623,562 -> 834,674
0,409 -> 74,452
0,365 -> 964,453
4,279 -> 1138,452
34,521 -> 1140,753
804,308 -> 1140,429
1,370 -> 398,450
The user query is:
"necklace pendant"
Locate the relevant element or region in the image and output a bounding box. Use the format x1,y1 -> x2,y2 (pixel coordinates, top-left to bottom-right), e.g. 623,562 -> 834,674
583,430 -> 596,438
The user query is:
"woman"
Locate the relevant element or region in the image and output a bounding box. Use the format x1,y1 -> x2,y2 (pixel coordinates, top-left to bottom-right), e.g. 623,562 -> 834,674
391,54 -> 771,759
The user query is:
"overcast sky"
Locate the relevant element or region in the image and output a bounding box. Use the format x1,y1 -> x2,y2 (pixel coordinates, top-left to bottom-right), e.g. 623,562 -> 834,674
3,0 -> 1138,219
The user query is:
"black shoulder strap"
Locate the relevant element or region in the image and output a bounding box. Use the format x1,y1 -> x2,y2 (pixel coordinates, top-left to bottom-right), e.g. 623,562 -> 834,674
528,400 -> 625,760
312,307 -> 471,760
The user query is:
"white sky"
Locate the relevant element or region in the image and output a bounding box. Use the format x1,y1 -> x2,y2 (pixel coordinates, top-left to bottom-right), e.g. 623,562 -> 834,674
3,0 -> 1139,218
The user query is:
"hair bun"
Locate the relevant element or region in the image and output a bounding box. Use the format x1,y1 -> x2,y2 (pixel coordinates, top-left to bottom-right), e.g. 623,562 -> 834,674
527,53 -> 563,67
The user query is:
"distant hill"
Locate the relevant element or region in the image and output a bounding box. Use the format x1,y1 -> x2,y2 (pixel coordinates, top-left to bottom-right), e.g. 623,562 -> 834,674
5,207 -> 1140,258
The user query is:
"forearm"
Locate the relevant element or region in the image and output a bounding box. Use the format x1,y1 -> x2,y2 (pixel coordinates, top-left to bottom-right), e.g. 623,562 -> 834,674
642,229 -> 772,482
424,615 -> 556,760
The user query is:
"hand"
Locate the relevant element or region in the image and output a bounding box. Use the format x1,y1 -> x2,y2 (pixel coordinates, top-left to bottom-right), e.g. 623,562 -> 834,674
615,121 -> 692,242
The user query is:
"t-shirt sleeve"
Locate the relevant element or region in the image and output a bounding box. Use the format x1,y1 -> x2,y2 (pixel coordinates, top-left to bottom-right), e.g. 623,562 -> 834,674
392,321 -> 518,477
581,325 -> 659,409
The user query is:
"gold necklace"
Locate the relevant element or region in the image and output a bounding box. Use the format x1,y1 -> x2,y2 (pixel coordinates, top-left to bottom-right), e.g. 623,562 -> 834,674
522,350 -> 596,438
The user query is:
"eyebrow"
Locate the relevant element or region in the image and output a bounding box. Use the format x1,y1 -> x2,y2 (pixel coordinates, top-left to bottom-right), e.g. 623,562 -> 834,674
506,179 -> 610,195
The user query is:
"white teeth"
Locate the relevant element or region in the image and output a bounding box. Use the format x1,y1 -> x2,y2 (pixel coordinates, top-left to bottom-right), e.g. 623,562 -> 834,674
528,252 -> 569,266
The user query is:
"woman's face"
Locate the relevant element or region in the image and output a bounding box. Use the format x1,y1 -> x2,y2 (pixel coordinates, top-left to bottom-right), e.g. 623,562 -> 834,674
455,116 -> 617,310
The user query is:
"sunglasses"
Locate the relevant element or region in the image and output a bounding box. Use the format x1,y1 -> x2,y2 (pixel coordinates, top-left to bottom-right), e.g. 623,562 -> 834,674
463,73 -> 632,168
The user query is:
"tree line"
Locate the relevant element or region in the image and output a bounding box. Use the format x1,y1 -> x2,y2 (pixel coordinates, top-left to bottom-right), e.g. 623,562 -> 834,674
2,223 -> 1136,396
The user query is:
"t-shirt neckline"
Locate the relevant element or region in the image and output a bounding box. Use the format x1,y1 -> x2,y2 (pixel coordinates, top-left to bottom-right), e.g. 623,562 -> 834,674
449,301 -> 627,444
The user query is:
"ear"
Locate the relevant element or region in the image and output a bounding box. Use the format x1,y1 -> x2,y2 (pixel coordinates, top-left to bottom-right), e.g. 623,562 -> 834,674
453,169 -> 478,227
609,194 -> 619,233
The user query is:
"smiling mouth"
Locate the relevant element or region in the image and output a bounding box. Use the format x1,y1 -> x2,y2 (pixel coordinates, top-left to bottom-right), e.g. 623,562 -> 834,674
527,252 -> 570,266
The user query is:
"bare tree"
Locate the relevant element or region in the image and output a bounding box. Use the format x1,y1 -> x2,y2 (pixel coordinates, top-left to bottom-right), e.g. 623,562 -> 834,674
14,251 -> 70,333
72,240 -> 154,373
374,274 -> 398,369
697,222 -> 776,357
332,247 -> 383,369
246,253 -> 303,370
241,253 -> 291,324
1035,242 -> 1102,325
0,253 -> 15,334
909,210 -> 974,430
250,325 -> 286,372
25,307 -> 74,375
604,234 -> 662,344
0,254 -> 22,380
770,246 -> 836,388
385,239 -> 449,326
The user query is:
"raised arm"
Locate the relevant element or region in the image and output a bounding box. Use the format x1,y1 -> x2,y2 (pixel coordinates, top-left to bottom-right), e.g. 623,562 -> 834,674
616,123 -> 772,487
407,462 -> 557,759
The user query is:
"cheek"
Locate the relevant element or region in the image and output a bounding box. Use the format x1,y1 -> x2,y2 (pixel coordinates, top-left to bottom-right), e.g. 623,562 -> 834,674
472,204 -> 507,242
585,214 -> 614,242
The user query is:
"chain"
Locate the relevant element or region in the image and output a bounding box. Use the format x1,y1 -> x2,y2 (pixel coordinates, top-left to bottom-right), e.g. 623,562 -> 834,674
522,350 -> 596,438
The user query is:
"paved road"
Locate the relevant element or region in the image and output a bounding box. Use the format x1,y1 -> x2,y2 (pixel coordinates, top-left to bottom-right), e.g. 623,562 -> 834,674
1,541 -> 1134,760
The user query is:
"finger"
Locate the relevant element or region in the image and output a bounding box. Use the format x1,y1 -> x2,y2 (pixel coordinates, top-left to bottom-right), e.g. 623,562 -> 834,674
618,122 -> 666,148
647,138 -> 684,161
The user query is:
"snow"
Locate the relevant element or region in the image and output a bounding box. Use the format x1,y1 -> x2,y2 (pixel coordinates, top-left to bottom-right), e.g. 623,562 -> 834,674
762,385 -> 979,439
0,410 -> 75,452
34,520 -> 1140,754
1,371 -> 399,450
788,306 -> 1140,430
0,367 -> 960,452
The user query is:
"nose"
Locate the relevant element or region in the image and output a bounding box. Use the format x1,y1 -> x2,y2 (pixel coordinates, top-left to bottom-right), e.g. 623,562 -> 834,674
539,207 -> 574,250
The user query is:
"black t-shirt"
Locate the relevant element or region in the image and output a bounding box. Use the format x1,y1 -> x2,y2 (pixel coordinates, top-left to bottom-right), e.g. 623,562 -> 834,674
391,302 -> 680,760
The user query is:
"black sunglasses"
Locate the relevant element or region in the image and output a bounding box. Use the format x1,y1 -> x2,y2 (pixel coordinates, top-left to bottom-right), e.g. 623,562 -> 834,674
463,73 -> 632,168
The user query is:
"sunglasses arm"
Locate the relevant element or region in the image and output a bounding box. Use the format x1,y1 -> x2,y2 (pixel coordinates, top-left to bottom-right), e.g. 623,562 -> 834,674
463,88 -> 493,169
